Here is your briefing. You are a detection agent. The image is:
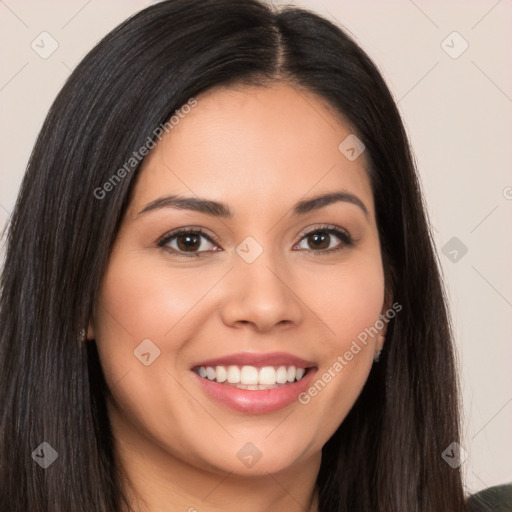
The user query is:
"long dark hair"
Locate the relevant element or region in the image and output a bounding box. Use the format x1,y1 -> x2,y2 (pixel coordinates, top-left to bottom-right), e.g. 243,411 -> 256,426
0,1 -> 467,510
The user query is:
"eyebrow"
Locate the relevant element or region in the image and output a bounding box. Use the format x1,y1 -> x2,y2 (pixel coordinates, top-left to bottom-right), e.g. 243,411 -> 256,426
137,190 -> 368,219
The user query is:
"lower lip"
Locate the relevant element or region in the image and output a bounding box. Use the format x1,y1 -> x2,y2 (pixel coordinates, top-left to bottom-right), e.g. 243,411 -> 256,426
193,369 -> 317,414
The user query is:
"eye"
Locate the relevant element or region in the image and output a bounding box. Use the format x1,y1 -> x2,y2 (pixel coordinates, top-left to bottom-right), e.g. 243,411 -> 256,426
157,228 -> 220,256
294,226 -> 353,253
157,225 -> 353,257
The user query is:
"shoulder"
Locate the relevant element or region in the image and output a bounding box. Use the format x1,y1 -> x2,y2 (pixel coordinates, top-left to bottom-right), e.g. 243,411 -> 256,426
466,483 -> 512,512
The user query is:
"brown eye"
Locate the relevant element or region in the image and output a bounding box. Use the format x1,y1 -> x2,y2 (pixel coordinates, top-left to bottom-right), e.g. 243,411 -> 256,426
306,231 -> 331,250
176,233 -> 202,252
295,227 -> 353,253
159,229 -> 218,255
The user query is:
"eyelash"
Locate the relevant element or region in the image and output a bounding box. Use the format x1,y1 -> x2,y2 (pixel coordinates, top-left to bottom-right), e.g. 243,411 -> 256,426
157,225 -> 354,258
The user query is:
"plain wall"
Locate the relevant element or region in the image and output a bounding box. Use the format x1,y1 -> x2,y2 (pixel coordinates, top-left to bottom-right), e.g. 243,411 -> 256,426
0,0 -> 510,496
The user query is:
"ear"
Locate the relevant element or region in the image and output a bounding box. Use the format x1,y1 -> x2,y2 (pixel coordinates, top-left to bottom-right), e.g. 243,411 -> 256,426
377,290 -> 394,351
376,332 -> 386,355
374,313 -> 387,362
87,319 -> 95,341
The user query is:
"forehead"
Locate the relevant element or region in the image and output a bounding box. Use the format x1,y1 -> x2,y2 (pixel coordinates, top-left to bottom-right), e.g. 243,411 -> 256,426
127,83 -> 374,221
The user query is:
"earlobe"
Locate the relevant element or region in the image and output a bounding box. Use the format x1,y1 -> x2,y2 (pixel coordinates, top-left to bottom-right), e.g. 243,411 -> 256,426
379,292 -> 394,338
374,332 -> 385,362
374,290 -> 396,362
87,321 -> 95,341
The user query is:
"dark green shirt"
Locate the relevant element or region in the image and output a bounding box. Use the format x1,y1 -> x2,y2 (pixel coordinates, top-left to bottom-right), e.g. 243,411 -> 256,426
466,483 -> 512,511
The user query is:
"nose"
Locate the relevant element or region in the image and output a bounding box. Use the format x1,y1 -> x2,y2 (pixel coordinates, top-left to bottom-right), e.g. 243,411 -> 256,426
219,249 -> 303,333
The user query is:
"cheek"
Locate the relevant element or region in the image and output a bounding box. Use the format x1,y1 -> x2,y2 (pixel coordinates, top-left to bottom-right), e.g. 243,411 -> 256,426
97,258 -> 200,336
94,249 -> 223,350
92,246 -> 230,405
291,254 -> 385,445
92,252 -> 211,446
92,252 -> 177,388
303,254 -> 385,350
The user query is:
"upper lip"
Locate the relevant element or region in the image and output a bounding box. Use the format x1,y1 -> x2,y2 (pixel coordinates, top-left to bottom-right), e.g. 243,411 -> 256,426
191,351 -> 316,369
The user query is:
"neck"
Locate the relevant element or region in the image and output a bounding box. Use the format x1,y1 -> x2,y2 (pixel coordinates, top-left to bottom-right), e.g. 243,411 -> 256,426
121,466 -> 320,512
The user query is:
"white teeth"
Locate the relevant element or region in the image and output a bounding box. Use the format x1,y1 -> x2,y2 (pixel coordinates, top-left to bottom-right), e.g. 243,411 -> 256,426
240,365 -> 259,385
196,364 -> 309,386
276,366 -> 288,384
215,365 -> 227,383
234,383 -> 279,390
227,365 -> 240,383
258,366 -> 276,385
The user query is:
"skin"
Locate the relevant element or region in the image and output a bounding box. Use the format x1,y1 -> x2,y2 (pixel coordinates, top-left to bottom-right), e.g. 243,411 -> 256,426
88,82 -> 390,512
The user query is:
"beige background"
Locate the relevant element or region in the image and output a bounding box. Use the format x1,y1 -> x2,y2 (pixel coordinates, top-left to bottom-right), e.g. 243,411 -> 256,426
0,0 -> 510,496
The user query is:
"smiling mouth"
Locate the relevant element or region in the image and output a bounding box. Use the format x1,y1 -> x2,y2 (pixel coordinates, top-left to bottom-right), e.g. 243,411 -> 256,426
193,364 -> 310,390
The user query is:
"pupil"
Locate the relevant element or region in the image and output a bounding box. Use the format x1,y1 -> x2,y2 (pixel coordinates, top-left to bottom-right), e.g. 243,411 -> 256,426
309,232 -> 329,250
177,233 -> 200,251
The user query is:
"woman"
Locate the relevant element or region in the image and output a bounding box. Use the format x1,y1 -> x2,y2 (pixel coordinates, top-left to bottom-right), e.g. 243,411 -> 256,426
0,0 -> 477,510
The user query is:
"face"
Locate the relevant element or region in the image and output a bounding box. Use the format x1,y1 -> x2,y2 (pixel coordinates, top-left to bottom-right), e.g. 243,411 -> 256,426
90,83 -> 389,480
